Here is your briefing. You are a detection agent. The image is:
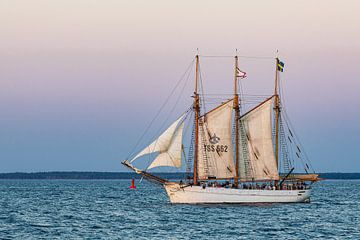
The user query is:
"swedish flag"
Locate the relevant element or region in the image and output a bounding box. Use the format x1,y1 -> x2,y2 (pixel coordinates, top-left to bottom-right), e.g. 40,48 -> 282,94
277,59 -> 284,72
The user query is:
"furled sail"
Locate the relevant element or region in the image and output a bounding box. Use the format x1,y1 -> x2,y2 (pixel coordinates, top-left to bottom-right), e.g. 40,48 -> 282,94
239,97 -> 279,181
198,100 -> 236,180
284,173 -> 319,181
130,115 -> 185,169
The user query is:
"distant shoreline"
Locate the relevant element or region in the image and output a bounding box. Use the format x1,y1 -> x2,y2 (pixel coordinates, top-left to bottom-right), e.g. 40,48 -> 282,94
0,172 -> 359,180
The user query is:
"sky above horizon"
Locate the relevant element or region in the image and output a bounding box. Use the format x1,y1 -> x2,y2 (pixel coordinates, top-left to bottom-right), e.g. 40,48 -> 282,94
0,0 -> 359,172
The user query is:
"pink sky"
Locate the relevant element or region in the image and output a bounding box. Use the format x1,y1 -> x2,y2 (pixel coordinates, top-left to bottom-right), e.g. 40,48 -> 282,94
0,0 -> 359,172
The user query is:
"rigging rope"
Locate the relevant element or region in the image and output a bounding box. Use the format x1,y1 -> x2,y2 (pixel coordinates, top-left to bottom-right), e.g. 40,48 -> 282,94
198,61 -> 207,115
279,70 -> 316,174
126,58 -> 195,160
200,55 -> 274,59
154,59 -> 194,138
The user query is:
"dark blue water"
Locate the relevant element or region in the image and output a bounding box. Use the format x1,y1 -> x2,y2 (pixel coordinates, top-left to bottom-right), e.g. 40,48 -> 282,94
0,180 -> 359,239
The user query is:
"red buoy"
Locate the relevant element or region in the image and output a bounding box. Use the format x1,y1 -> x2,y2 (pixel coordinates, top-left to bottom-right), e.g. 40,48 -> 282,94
130,179 -> 136,189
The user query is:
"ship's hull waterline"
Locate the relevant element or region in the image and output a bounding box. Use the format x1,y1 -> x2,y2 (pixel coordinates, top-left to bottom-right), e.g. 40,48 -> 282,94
164,183 -> 311,204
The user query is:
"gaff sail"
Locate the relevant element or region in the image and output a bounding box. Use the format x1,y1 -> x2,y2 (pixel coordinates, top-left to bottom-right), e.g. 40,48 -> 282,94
198,100 -> 236,180
240,97 -> 280,181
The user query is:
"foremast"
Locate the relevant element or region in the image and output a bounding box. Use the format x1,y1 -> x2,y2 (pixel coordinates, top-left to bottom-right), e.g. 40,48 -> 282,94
193,55 -> 200,185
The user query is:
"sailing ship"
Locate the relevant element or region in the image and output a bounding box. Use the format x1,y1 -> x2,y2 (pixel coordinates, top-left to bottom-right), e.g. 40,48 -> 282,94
122,54 -> 319,204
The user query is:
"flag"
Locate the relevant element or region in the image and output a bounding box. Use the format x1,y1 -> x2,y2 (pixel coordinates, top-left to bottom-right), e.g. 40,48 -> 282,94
236,67 -> 246,78
277,60 -> 284,72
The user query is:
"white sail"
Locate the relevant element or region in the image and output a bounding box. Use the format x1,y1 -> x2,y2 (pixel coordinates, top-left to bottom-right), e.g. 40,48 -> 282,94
198,100 -> 235,180
148,121 -> 185,169
240,97 -> 279,181
130,115 -> 184,170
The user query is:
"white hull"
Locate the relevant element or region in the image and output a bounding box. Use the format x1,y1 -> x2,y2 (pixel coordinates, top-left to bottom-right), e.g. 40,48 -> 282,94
164,183 -> 311,204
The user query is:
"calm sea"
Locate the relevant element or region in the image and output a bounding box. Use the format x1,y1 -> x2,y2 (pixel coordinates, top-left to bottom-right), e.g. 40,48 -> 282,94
0,179 -> 359,239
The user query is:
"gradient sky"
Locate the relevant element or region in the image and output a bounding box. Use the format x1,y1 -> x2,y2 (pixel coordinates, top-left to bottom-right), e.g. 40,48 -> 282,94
0,0 -> 359,172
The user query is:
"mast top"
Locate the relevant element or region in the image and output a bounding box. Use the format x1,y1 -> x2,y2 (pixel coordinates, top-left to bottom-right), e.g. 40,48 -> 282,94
194,55 -> 199,94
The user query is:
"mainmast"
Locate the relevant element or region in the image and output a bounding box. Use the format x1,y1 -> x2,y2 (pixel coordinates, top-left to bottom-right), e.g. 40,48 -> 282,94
193,55 -> 200,185
234,56 -> 240,187
274,58 -> 280,170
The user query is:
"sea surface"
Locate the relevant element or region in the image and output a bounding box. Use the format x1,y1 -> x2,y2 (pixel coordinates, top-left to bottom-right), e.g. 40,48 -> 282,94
0,180 -> 359,239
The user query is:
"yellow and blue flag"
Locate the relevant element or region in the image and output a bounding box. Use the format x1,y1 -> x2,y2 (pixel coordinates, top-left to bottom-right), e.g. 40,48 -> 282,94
277,59 -> 284,72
